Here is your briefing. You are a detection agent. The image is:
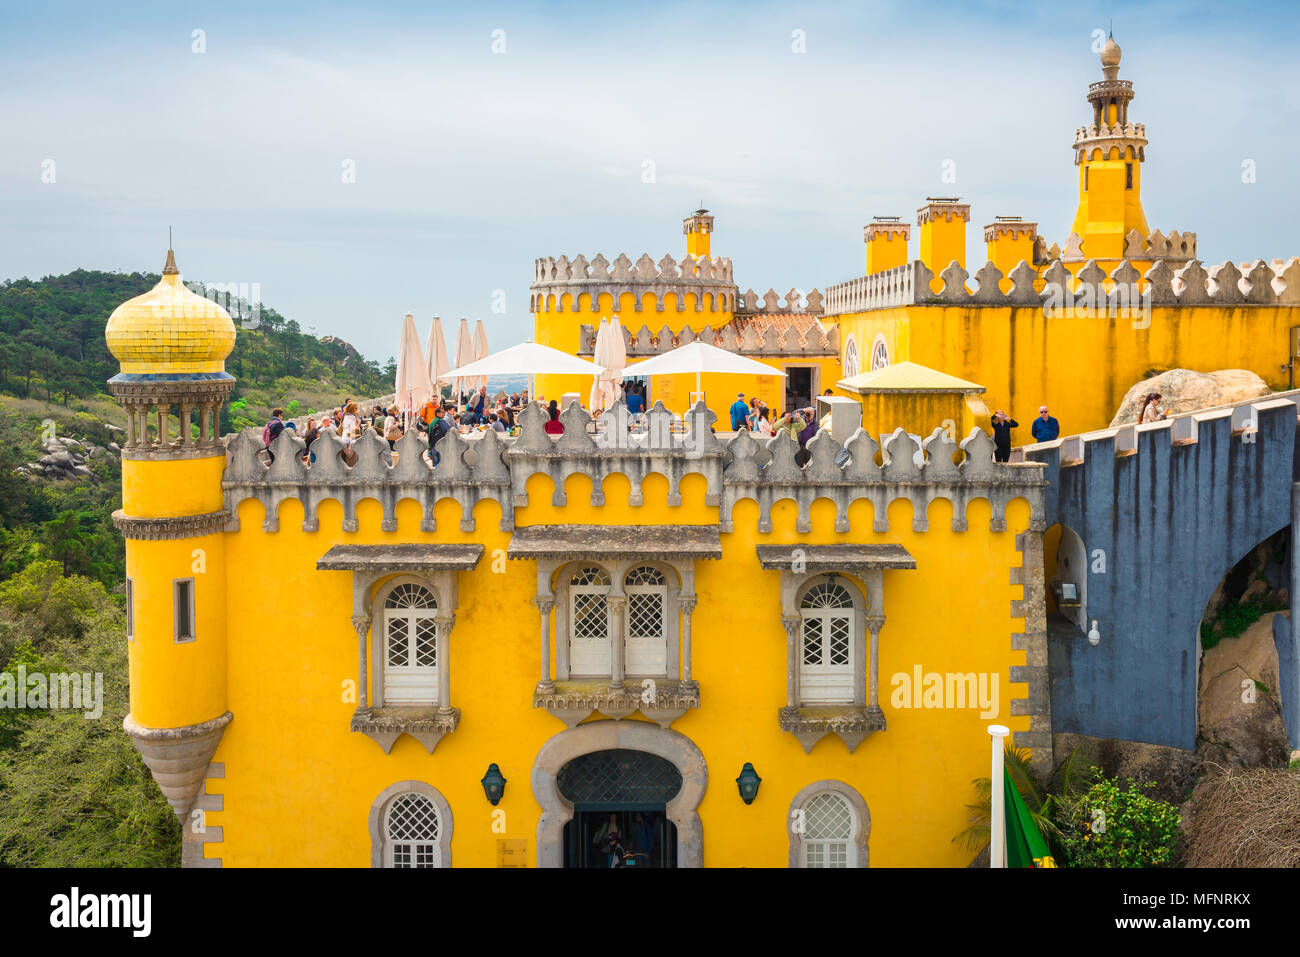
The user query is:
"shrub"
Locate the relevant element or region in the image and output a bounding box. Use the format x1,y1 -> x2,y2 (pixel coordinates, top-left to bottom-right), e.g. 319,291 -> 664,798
1060,773 -> 1180,867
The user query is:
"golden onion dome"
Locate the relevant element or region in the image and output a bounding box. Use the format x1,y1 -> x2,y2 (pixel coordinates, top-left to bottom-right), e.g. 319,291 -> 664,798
1100,35 -> 1122,70
105,250 -> 236,376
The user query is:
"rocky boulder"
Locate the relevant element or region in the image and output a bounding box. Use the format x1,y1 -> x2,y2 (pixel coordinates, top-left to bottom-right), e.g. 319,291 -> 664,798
1110,369 -> 1271,426
1197,611 -> 1291,771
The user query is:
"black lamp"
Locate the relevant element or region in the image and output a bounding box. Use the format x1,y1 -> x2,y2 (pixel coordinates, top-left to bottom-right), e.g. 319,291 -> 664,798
481,763 -> 507,805
736,763 -> 761,805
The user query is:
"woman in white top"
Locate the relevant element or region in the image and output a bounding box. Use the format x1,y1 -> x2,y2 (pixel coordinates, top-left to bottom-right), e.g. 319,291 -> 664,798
755,406 -> 774,436
341,402 -> 361,447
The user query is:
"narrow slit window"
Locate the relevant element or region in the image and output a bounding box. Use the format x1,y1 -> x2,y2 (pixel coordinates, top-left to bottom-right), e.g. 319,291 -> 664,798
1084,167 -> 1089,192
1125,162 -> 1133,189
126,578 -> 134,640
174,578 -> 196,643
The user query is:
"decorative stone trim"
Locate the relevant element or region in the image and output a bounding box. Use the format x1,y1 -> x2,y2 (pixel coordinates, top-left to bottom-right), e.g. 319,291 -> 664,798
351,706 -> 460,754
779,705 -> 885,754
123,711 -> 233,824
369,781 -> 453,868
531,722 -> 706,868
1010,530 -> 1052,779
112,508 -> 228,540
533,679 -> 700,729
787,779 -> 871,868
530,252 -> 736,314
180,762 -> 225,869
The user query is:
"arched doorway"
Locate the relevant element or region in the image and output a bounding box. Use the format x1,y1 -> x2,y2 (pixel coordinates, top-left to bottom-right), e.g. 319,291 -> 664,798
1044,522 -> 1088,633
559,749 -> 681,868
532,721 -> 707,868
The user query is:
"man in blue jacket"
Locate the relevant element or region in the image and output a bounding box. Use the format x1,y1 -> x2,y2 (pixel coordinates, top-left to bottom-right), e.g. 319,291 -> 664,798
1031,405 -> 1060,443
729,393 -> 750,431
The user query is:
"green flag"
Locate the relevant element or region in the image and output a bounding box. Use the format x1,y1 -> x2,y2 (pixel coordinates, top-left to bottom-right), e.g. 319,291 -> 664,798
1004,769 -> 1056,868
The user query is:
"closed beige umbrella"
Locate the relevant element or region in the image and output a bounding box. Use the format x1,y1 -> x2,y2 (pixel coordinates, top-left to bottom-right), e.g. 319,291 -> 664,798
394,312 -> 433,427
426,317 -> 450,403
453,318 -> 474,403
472,320 -> 490,393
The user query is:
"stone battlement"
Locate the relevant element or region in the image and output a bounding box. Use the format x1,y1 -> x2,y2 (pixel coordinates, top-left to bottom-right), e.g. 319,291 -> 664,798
576,315 -> 839,357
221,400 -> 1045,538
1011,389 -> 1300,467
822,257 -> 1300,315
531,252 -> 736,314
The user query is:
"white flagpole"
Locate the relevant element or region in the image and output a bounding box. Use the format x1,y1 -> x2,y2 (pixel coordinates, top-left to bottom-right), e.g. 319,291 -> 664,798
989,724 -> 1009,868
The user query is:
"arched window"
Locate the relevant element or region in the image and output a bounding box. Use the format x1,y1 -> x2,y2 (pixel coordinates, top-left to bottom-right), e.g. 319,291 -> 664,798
625,566 -> 667,676
870,333 -> 890,371
370,782 -> 453,867
788,781 -> 869,868
384,583 -> 438,705
800,581 -> 855,704
843,335 -> 860,378
802,792 -> 855,867
384,792 -> 441,867
569,566 -> 611,676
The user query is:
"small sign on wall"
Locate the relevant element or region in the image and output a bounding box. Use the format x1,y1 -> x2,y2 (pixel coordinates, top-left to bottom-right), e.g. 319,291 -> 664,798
497,839 -> 527,867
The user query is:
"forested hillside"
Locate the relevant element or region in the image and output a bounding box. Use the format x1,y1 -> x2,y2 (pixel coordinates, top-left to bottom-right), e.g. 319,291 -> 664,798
0,268 -> 393,866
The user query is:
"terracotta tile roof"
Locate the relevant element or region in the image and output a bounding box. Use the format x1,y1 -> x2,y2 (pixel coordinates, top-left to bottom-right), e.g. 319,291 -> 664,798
731,313 -> 828,348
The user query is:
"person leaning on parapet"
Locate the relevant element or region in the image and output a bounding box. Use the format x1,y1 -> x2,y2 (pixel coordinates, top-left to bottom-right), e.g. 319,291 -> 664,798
990,409 -> 1019,463
729,392 -> 750,431
1031,405 -> 1060,443
262,408 -> 286,463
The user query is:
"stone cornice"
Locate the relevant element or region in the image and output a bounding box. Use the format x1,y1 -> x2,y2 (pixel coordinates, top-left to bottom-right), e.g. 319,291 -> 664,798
113,508 -> 228,540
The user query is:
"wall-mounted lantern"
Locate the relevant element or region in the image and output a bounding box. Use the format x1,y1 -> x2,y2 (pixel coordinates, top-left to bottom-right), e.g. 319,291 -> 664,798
481,763 -> 507,805
735,763 -> 761,805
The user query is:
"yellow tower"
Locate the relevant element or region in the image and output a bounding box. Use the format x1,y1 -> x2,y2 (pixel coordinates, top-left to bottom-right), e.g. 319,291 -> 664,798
1067,34 -> 1150,262
105,249 -> 236,829
917,197 -> 970,291
683,207 -> 714,258
864,217 -> 910,275
984,216 -> 1038,280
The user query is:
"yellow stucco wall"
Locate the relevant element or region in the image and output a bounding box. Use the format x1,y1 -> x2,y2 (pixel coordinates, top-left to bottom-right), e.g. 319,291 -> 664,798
839,303 -> 1297,437
144,464 -> 1035,867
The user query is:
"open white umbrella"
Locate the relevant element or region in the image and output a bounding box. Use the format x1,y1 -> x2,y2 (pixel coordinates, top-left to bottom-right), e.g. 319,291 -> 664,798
426,317 -> 450,403
394,312 -> 433,427
453,318 -> 474,403
472,320 -> 489,393
440,341 -> 604,404
622,339 -> 786,398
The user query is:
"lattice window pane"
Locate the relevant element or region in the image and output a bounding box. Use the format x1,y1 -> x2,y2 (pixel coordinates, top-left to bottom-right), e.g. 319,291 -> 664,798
414,844 -> 436,867
386,583 -> 437,609
387,618 -> 409,667
414,618 -> 437,667
625,566 -> 665,587
806,844 -> 825,868
801,582 -> 853,610
392,845 -> 411,867
827,842 -> 848,867
573,593 -> 607,641
556,749 -> 683,805
628,592 -> 664,641
805,793 -> 853,840
570,566 -> 610,586
387,793 -> 439,842
802,619 -> 822,665
828,616 -> 850,665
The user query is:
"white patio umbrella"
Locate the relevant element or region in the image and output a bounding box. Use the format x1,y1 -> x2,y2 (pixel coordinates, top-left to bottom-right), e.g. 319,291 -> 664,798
440,341 -> 604,404
452,318 -> 474,403
588,318 -> 621,412
394,312 -> 433,427
426,316 -> 450,402
471,320 -> 490,393
622,339 -> 786,399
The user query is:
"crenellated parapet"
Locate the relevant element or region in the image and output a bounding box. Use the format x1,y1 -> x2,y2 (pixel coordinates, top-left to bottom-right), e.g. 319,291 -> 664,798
1119,228 -> 1196,261
530,252 -> 737,314
821,257 -> 1300,314
1073,120 -> 1147,163
220,401 -> 1046,538
720,427 -> 1046,535
734,287 -> 824,315
576,314 -> 839,358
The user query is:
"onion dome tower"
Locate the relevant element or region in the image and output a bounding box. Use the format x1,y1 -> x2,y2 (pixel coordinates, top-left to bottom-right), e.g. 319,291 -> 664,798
105,248 -> 235,826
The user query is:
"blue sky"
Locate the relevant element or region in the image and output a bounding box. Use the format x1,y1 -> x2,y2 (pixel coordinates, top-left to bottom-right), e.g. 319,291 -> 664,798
1,1 -> 1297,364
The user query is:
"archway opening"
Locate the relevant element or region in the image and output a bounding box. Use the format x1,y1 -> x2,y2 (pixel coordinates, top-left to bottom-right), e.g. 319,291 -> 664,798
558,748 -> 681,868
1044,522 -> 1088,634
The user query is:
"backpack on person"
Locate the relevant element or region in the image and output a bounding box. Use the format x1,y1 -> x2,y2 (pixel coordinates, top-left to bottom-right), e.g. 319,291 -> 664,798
263,417 -> 284,448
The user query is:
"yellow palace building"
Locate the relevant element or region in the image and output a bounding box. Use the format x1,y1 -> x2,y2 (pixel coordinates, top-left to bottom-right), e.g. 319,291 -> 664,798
109,38 -> 1296,868
534,35 -> 1299,437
